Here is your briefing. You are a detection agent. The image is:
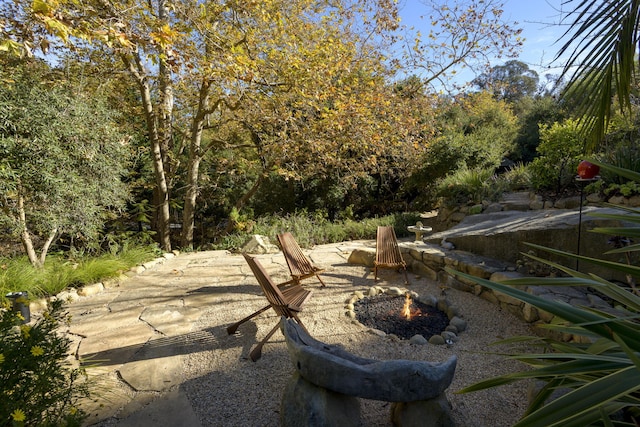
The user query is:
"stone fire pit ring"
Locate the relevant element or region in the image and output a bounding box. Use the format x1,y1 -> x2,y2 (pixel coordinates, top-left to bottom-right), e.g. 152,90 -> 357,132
344,286 -> 467,345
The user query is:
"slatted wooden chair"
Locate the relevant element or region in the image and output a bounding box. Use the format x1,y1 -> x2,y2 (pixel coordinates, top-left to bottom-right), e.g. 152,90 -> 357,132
374,226 -> 409,285
277,232 -> 326,287
230,253 -> 313,362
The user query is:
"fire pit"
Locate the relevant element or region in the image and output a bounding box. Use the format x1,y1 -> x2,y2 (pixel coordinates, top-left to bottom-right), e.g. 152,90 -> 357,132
345,287 -> 467,345
354,293 -> 449,340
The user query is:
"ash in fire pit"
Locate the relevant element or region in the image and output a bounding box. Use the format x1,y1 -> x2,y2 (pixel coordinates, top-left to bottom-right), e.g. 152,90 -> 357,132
354,293 -> 449,340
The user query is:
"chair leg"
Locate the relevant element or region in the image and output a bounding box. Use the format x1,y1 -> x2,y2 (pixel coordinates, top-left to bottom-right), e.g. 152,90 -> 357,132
226,305 -> 271,335
291,315 -> 309,334
249,322 -> 281,362
402,267 -> 409,285
315,273 -> 327,288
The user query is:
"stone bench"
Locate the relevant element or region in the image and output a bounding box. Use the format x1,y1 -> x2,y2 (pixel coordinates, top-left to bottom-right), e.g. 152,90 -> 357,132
279,317 -> 457,427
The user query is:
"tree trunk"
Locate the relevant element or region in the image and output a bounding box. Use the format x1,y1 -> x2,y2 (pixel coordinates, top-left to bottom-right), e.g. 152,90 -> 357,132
18,195 -> 41,268
180,135 -> 202,249
16,194 -> 56,269
123,51 -> 173,252
180,80 -> 212,249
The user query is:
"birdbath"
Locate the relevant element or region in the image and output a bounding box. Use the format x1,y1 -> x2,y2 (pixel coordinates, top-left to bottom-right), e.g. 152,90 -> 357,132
407,221 -> 432,242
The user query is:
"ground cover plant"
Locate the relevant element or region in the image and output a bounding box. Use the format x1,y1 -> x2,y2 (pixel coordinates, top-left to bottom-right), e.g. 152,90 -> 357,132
0,299 -> 89,426
448,162 -> 640,426
0,246 -> 159,301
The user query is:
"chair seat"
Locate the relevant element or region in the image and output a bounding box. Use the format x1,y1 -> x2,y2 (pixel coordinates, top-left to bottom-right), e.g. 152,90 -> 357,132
281,285 -> 312,312
277,232 -> 326,287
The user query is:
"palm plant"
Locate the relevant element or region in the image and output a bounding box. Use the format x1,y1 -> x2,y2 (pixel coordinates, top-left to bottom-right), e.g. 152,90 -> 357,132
557,0 -> 640,150
448,161 -> 640,426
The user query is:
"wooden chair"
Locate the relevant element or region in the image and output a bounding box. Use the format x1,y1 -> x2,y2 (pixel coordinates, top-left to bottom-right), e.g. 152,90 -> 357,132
374,226 -> 409,285
277,232 -> 326,287
230,253 -> 313,362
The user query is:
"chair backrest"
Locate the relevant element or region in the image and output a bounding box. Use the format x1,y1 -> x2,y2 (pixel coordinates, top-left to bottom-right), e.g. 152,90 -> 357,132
376,226 -> 403,265
277,232 -> 315,277
243,253 -> 290,316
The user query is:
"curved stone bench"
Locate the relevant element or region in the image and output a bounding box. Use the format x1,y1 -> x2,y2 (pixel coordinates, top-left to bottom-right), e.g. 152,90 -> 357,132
279,317 -> 457,427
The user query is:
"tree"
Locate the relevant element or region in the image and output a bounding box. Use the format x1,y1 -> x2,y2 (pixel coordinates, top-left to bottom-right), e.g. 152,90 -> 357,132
0,59 -> 129,268
26,0 -> 524,249
472,60 -> 539,103
28,0 -> 404,249
400,0 -> 524,93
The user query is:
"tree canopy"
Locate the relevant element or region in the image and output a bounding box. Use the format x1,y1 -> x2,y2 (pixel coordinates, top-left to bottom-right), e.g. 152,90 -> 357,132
0,59 -> 129,267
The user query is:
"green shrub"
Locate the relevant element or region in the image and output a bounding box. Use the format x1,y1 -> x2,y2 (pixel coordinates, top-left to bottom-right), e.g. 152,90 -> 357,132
208,210 -> 422,251
435,167 -> 497,206
449,161 -> 640,426
1,299 -> 89,426
529,119 -> 584,192
499,162 -> 532,191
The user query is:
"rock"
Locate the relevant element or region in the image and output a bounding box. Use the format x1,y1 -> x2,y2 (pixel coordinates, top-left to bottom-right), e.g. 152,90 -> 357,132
78,283 -> 105,297
412,262 -> 438,281
441,331 -> 457,343
586,193 -> 604,203
440,238 -> 455,250
608,195 -> 625,205
409,335 -> 428,345
529,196 -> 545,210
449,212 -> 467,223
628,195 -> 640,207
449,316 -> 467,332
369,328 -> 387,337
391,394 -> 455,427
347,248 -> 375,267
483,202 -> 503,213
428,335 -> 446,345
281,318 -> 457,402
130,265 -> 146,274
281,372 -> 360,427
240,235 -> 279,254
445,306 -> 458,319
522,303 -> 539,323
501,192 -> 531,211
386,287 -> 404,296
57,289 -> 80,302
554,196 -> 582,209
445,325 -> 458,334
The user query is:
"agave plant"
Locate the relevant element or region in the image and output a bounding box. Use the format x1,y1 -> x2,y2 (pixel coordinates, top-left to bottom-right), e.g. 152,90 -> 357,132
447,162 -> 640,426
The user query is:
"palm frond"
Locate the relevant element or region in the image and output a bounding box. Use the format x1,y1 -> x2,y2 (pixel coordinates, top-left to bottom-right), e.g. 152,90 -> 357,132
557,0 -> 640,150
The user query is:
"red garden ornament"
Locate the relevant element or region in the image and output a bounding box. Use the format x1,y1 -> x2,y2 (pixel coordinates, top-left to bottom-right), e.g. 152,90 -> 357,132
577,160 -> 600,179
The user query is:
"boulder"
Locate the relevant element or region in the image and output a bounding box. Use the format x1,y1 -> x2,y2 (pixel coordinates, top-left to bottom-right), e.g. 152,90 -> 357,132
391,395 -> 455,427
347,248 -> 375,267
240,235 -> 279,254
281,372 -> 360,427
280,318 -> 457,402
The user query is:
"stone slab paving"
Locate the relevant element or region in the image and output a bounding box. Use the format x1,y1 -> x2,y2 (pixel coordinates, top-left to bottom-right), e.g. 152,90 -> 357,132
58,235 -> 592,426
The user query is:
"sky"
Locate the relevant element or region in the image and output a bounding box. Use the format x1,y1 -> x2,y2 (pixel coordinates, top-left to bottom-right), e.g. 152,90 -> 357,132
396,0 -> 573,88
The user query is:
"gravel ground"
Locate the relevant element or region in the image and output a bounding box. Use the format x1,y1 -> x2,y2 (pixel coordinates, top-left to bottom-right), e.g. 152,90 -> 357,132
180,258 -> 536,427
